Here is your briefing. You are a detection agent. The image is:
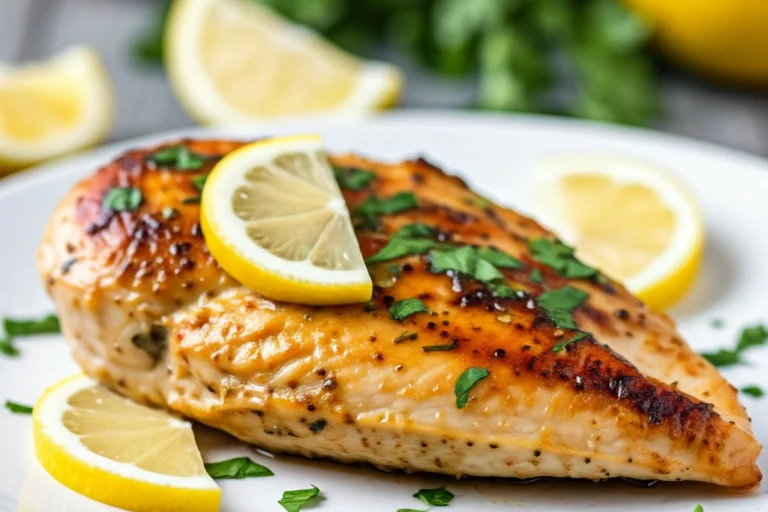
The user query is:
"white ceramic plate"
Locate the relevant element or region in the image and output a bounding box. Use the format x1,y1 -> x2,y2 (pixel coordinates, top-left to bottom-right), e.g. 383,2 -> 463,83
1,111 -> 767,512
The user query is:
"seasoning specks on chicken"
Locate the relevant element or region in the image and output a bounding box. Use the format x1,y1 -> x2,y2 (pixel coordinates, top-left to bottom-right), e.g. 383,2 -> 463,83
37,139 -> 761,488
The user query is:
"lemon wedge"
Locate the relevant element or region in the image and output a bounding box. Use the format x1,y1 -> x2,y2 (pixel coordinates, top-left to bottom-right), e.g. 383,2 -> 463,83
33,375 -> 220,512
201,135 -> 372,305
531,155 -> 704,311
0,46 -> 114,174
165,0 -> 403,124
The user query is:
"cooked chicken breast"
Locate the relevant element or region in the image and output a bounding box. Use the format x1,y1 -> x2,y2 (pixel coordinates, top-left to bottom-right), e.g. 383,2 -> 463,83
37,139 -> 761,488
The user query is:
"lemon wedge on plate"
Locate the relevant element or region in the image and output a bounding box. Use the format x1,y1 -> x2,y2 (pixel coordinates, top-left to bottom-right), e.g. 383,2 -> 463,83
165,0 -> 403,124
0,47 -> 114,174
201,135 -> 372,305
33,374 -> 220,512
531,155 -> 704,311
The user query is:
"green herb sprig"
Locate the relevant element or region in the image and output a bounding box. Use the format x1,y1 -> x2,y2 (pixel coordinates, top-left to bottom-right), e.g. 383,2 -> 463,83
4,400 -> 33,414
741,386 -> 764,398
333,165 -> 376,190
1,314 -> 61,358
701,324 -> 768,367
204,457 -> 273,479
390,298 -> 428,321
278,485 -> 320,512
354,192 -> 418,228
103,187 -> 143,212
535,286 -> 589,330
413,486 -> 455,507
529,238 -> 597,279
454,367 -> 490,408
147,146 -> 207,171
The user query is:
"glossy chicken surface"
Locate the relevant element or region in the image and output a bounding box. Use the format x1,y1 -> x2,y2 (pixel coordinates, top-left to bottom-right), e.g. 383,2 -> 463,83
37,139 -> 761,488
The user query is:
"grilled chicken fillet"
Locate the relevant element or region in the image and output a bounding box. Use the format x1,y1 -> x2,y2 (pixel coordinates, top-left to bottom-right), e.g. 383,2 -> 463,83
37,139 -> 762,488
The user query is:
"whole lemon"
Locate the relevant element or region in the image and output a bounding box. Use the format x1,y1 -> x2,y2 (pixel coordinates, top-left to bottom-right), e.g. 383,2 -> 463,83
624,0 -> 768,86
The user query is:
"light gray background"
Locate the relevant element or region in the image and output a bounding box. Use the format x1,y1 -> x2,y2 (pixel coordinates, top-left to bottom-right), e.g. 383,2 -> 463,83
2,0 -> 768,156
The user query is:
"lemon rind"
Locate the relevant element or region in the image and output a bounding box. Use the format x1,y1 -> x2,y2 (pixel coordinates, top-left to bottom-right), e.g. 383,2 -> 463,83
164,0 -> 402,124
0,47 -> 114,170
201,135 -> 372,304
33,375 -> 219,512
532,154 -> 704,308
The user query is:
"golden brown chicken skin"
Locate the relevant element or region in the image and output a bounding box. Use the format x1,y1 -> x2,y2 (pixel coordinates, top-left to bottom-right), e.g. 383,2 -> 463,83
37,139 -> 762,488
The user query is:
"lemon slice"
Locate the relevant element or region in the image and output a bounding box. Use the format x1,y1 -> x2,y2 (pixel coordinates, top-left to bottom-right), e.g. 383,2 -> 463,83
165,0 -> 403,124
0,46 -> 114,174
201,134 -> 371,305
531,155 -> 704,310
33,375 -> 220,512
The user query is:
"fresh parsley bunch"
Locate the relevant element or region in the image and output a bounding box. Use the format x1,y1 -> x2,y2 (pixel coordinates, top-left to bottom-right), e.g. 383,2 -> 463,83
258,0 -> 659,125
134,0 -> 659,125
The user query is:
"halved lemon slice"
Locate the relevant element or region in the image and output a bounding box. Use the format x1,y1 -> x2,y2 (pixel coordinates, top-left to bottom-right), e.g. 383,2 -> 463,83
201,135 -> 372,305
165,0 -> 403,124
531,155 -> 704,311
33,375 -> 220,512
0,46 -> 114,174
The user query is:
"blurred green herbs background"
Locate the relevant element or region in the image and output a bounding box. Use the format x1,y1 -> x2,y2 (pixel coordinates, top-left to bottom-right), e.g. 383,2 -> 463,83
134,0 -> 659,126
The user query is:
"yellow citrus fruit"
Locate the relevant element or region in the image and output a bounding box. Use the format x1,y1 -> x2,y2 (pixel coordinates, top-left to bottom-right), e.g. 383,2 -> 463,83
165,0 -> 403,124
0,46 -> 114,174
33,374 -> 220,512
201,135 -> 372,305
531,155 -> 704,311
625,0 -> 768,86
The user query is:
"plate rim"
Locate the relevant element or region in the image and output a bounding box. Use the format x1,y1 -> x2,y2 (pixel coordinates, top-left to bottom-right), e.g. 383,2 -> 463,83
2,109 -> 768,200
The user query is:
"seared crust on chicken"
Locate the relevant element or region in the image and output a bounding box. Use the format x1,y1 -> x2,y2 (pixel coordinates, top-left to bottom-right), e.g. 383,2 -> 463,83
37,139 -> 761,488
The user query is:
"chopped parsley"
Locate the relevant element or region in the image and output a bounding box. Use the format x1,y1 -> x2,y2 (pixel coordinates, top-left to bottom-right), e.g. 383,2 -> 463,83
530,268 -> 544,283
4,400 -> 33,414
103,187 -> 143,212
394,331 -> 419,344
454,367 -> 490,409
278,485 -> 320,512
366,224 -> 438,264
431,246 -> 501,281
476,247 -> 523,269
181,174 -> 208,204
0,314 -> 60,358
191,174 -> 207,191
701,323 -> 768,367
736,324 -> 768,351
741,386 -> 764,398
701,349 -> 741,367
422,342 -> 458,353
147,146 -> 207,170
710,318 -> 725,329
353,192 -> 418,227
333,165 -> 375,190
429,245 -> 520,298
529,238 -> 597,279
390,298 -> 428,321
413,486 -> 455,506
204,457 -> 273,479
535,286 -> 589,330
4,314 -> 60,336
0,337 -> 19,357
309,419 -> 327,432
552,332 -> 588,353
